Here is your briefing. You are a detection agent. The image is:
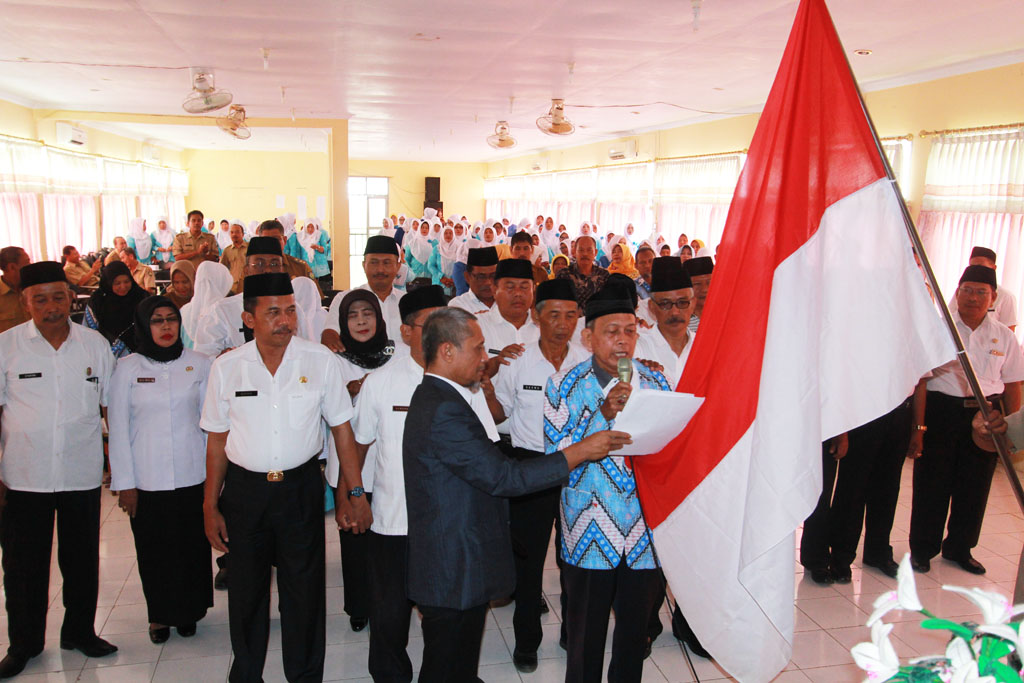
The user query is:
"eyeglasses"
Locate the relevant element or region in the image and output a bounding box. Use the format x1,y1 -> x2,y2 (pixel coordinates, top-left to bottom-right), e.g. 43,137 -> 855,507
150,316 -> 180,325
249,258 -> 283,272
652,298 -> 692,311
470,273 -> 495,282
959,286 -> 992,298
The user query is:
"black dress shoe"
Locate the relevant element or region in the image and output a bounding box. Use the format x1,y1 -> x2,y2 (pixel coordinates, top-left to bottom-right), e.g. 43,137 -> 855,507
350,616 -> 368,632
559,634 -> 567,651
942,553 -> 986,575
60,636 -> 118,658
148,627 -> 170,644
910,556 -> 930,573
538,598 -> 549,614
177,623 -> 197,638
830,564 -> 852,584
512,649 -> 538,673
809,567 -> 833,585
0,654 -> 28,679
672,609 -> 712,659
214,567 -> 228,591
863,556 -> 900,579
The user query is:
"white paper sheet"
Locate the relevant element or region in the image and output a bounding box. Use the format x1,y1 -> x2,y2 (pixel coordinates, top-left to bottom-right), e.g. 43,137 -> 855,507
610,389 -> 704,456
275,194 -> 286,209
316,195 -> 326,219
297,195 -> 307,218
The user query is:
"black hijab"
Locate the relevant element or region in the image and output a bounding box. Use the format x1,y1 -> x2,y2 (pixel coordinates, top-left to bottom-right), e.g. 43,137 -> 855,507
89,261 -> 149,350
338,289 -> 394,369
133,296 -> 184,362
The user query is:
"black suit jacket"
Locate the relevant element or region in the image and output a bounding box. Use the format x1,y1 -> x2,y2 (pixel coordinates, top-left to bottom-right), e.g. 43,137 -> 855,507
403,375 -> 569,610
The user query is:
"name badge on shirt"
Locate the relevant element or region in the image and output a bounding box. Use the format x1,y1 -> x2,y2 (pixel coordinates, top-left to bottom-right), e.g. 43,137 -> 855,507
17,372 -> 42,379
235,390 -> 258,397
990,350 -> 1005,357
487,348 -> 502,355
137,377 -> 156,383
523,384 -> 543,391
86,376 -> 99,383
392,406 -> 409,412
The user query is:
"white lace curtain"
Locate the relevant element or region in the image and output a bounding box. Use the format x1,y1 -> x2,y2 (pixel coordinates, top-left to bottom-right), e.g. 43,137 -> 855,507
918,128 -> 1024,334
43,194 -> 98,258
654,154 -> 744,249
0,193 -> 42,259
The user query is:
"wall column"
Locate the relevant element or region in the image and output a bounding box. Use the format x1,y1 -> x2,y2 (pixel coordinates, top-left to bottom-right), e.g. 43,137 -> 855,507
328,121 -> 350,291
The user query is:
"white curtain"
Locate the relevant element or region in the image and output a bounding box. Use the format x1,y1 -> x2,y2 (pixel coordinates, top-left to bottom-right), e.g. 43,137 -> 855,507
595,164 -> 652,237
0,192 -> 42,260
918,129 -> 1024,335
654,154 -> 744,248
101,195 -> 135,247
43,194 -> 98,257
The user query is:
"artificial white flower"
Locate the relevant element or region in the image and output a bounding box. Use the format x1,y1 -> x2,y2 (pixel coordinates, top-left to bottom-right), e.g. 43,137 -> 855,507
867,554 -> 924,626
945,636 -> 976,668
976,623 -> 1021,650
942,585 -> 1024,625
950,665 -> 996,683
852,621 -> 901,682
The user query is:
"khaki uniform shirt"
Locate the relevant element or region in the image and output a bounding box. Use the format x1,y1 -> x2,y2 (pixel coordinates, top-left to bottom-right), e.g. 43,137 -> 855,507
285,255 -> 323,297
63,261 -> 99,288
172,232 -> 220,269
220,243 -> 248,294
132,264 -> 156,292
0,278 -> 28,333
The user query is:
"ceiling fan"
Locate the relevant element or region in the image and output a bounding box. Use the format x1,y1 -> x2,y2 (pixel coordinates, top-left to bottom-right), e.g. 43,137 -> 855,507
182,67 -> 233,114
536,99 -> 575,136
216,104 -> 251,140
486,121 -> 517,149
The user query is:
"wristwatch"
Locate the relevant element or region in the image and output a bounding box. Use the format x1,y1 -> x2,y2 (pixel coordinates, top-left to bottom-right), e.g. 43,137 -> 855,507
348,486 -> 365,498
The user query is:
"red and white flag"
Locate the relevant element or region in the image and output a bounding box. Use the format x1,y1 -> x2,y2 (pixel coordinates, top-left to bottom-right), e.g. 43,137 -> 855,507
633,0 -> 955,680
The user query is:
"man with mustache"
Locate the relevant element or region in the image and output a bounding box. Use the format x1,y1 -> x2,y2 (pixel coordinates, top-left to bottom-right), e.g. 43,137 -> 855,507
200,273 -> 359,682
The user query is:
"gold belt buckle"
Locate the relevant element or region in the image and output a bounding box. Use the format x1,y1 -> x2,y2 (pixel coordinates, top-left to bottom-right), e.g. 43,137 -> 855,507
267,470 -> 284,482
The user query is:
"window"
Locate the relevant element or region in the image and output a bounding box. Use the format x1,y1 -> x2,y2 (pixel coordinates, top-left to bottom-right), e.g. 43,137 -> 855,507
348,176 -> 389,288
881,137 -> 913,198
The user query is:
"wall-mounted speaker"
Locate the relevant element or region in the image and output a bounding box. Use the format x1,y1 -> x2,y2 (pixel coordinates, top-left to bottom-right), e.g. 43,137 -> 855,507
425,177 -> 440,202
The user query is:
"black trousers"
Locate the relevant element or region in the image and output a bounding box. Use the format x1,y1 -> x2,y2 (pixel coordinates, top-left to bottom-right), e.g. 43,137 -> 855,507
829,399 -> 912,567
910,392 -> 999,560
221,459 -> 326,683
799,444 -> 838,571
0,487 -> 101,658
337,490 -> 372,619
508,446 -> 560,654
562,561 -> 662,683
368,532 -> 414,683
418,603 -> 488,683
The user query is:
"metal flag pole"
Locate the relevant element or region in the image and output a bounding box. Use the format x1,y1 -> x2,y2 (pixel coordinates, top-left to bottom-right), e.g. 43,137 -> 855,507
831,14 -> 1024,520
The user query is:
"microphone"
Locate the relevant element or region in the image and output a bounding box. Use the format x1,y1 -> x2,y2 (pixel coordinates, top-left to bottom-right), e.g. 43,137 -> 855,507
617,357 -> 633,385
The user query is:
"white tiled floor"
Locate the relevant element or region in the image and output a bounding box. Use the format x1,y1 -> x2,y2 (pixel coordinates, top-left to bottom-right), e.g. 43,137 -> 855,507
4,459 -> 1023,682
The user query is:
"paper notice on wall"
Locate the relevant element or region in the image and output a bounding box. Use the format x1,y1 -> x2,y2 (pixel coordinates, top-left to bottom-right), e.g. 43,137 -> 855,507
297,195 -> 308,218
275,194 -> 286,209
316,196 -> 326,219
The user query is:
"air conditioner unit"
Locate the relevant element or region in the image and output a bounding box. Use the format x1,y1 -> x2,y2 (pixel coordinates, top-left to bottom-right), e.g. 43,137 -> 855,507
55,122 -> 88,146
530,159 -> 547,173
608,140 -> 638,161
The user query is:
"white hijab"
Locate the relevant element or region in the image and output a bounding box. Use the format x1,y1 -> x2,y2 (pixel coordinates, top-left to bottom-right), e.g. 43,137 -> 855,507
128,217 -> 151,260
297,218 -> 322,261
181,261 -> 233,344
381,218 -> 397,239
246,220 -> 259,239
437,227 -> 462,276
153,217 -> 175,248
407,223 -> 434,265
291,276 -> 325,342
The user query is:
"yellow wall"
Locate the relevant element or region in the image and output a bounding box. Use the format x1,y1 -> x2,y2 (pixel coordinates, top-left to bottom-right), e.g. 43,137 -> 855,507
349,160 -> 487,221
182,149 -> 330,225
487,62 -> 1024,219
0,98 -> 183,167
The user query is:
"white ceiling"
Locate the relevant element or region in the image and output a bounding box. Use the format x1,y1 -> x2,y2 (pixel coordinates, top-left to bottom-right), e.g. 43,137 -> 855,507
85,122 -> 331,153
2,0 -> 1023,161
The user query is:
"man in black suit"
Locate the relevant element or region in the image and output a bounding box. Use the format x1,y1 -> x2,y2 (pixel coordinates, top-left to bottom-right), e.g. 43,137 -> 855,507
403,307 -> 631,683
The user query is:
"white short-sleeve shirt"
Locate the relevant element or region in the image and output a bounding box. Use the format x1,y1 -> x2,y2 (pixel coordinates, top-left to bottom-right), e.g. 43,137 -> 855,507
107,350 -> 212,491
634,325 -> 694,389
477,306 -> 540,355
493,341 -> 590,452
448,290 -> 492,316
927,312 -> 1024,397
200,336 -> 353,472
0,320 -> 115,492
324,353 -> 383,492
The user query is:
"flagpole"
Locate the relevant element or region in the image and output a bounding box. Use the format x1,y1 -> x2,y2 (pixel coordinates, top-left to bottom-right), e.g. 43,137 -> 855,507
833,33 -> 1024,520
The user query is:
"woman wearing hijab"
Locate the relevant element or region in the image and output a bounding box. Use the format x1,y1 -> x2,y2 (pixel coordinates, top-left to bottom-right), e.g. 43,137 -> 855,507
180,261 -> 233,350
324,290 -> 395,633
164,260 -> 196,309
152,217 -> 176,267
404,221 -> 438,282
435,226 -> 462,296
550,253 -> 570,278
84,262 -> 150,358
107,296 -> 213,644
215,219 -> 234,255
679,244 -> 694,261
607,235 -> 641,280
292,276 -> 328,342
288,218 -> 332,283
127,218 -> 154,265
